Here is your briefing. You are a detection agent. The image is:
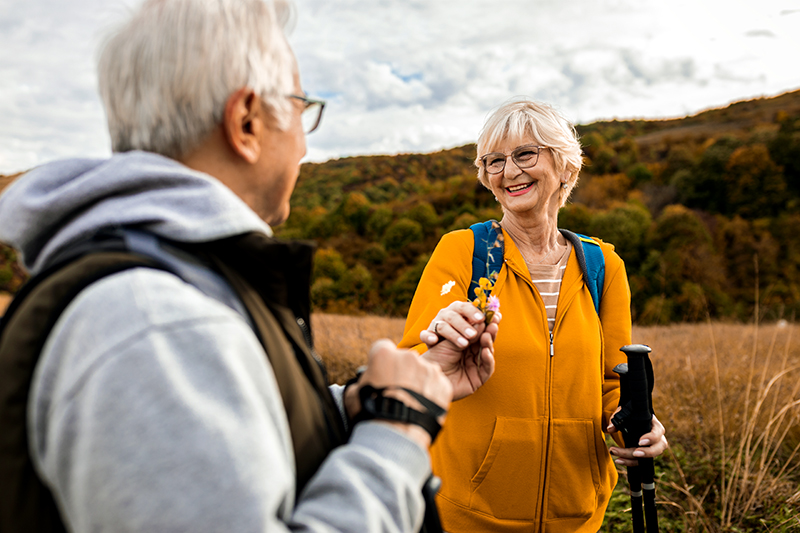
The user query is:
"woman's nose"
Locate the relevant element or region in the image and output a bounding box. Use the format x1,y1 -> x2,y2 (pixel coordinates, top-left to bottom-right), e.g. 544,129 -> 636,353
503,157 -> 522,179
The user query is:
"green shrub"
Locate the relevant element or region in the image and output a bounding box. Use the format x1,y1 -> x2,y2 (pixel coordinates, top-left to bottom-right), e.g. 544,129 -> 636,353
360,243 -> 388,265
383,219 -> 423,251
447,212 -> 479,232
403,202 -> 439,234
366,207 -> 393,238
313,248 -> 347,282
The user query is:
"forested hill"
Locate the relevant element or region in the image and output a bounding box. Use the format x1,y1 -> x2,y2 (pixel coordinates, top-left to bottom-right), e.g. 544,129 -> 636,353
1,90 -> 799,323
277,89 -> 800,323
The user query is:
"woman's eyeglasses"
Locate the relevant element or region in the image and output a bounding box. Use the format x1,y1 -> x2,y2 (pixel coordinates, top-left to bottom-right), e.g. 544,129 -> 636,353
480,144 -> 548,174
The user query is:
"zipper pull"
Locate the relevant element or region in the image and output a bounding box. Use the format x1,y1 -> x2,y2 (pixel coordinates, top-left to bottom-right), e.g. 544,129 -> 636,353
550,332 -> 554,357
297,317 -> 324,365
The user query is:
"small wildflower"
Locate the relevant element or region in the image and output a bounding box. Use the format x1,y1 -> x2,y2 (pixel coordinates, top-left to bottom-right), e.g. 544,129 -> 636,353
441,280 -> 456,296
484,295 -> 500,323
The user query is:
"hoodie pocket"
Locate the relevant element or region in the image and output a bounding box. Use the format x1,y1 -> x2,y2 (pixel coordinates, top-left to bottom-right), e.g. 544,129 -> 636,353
469,416 -> 546,520
545,419 -> 601,519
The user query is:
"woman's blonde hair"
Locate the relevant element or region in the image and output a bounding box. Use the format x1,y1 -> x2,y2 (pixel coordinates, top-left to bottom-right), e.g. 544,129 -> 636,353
475,99 -> 583,207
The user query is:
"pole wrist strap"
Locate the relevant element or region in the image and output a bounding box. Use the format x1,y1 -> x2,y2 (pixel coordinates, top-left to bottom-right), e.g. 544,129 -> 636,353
353,385 -> 446,442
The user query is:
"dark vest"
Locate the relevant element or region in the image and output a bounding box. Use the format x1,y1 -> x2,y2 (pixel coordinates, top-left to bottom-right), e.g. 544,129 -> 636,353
0,232 -> 347,532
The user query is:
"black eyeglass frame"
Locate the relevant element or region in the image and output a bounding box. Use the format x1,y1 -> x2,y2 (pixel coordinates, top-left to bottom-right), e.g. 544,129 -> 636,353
480,144 -> 548,174
288,94 -> 326,134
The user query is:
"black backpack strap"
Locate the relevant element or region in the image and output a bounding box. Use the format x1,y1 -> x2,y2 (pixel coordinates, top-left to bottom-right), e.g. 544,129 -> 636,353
559,229 -> 605,314
0,251 -> 174,533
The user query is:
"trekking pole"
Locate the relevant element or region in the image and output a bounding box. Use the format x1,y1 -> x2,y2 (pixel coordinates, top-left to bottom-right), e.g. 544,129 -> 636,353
611,344 -> 659,533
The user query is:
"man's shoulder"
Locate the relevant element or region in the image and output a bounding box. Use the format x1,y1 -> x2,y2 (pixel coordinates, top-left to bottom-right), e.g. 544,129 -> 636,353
49,267 -> 248,355
32,266 -> 265,426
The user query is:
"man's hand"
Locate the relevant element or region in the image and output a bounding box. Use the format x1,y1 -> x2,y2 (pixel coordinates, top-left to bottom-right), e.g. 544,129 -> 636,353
607,412 -> 669,467
419,301 -> 501,400
344,340 -> 452,449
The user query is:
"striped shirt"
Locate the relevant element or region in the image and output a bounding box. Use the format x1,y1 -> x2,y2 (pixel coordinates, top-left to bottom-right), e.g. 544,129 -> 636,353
525,241 -> 572,332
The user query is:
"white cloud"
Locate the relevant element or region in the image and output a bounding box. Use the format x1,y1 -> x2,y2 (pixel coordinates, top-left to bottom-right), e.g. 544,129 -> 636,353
1,0 -> 798,173
0,0 -> 138,172
291,0 -> 800,161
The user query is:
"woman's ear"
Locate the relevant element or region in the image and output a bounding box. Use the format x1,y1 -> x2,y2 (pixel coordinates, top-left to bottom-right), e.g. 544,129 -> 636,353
222,87 -> 263,164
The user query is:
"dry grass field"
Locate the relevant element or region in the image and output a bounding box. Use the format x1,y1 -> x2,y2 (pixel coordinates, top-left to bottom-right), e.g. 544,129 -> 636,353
312,314 -> 800,531
0,304 -> 794,529
312,313 -> 408,384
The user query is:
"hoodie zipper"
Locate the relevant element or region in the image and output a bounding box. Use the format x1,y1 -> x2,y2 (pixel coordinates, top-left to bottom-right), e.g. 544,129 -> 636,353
539,271 -> 584,526
507,255 -> 554,526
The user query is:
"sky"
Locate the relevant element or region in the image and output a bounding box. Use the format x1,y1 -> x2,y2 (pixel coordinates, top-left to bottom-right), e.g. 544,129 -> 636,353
1,0 -> 799,174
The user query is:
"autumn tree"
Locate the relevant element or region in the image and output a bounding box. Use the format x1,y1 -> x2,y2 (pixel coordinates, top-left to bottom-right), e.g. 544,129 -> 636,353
715,216 -> 780,318
590,201 -> 652,271
724,144 -> 786,218
677,136 -> 740,214
768,113 -> 800,200
637,205 -> 727,323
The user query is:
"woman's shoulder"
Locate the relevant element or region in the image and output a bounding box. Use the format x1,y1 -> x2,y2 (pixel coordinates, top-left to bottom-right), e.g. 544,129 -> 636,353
576,235 -> 626,281
422,228 -> 480,284
435,228 -> 475,253
564,231 -> 625,269
591,237 -> 624,267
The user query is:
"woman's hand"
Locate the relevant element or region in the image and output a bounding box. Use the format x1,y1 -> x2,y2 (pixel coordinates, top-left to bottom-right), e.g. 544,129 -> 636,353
421,307 -> 501,400
420,301 -> 490,349
607,413 -> 669,467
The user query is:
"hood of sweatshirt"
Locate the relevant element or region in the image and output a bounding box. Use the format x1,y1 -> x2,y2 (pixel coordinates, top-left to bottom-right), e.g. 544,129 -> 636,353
0,151 -> 273,274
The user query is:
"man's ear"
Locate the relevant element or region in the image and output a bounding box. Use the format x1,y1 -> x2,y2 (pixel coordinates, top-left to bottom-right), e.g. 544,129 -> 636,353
222,87 -> 263,164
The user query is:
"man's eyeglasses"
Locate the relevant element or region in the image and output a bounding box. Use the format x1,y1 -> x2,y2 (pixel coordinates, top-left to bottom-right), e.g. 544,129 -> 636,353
480,144 -> 548,174
288,94 -> 326,134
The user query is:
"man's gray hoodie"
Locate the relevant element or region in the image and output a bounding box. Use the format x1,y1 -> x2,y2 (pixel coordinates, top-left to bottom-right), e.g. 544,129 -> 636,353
0,151 -> 430,532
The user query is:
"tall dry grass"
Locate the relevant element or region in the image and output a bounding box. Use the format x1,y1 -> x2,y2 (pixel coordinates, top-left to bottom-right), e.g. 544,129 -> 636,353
312,313 -> 407,384
642,320 -> 800,531
313,314 -> 800,531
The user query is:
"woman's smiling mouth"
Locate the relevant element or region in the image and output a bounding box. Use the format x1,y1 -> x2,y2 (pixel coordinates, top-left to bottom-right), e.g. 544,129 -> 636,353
506,182 -> 534,196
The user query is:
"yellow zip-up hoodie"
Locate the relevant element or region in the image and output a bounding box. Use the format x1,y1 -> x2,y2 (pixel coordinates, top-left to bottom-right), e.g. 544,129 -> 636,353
400,227 -> 631,532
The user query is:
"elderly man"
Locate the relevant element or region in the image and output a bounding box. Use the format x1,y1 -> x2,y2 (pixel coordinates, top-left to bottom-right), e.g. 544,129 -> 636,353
0,1 -> 499,531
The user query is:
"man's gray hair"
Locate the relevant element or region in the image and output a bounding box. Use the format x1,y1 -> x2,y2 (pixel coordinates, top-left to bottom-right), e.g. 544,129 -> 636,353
475,99 -> 583,207
98,0 -> 296,159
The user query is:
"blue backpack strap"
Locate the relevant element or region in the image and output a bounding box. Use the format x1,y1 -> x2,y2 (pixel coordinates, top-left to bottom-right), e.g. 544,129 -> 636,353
469,220 -> 503,298
559,229 -> 605,314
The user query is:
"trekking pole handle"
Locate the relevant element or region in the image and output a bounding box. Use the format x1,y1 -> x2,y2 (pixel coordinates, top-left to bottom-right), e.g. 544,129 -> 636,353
621,344 -> 653,420
612,344 -> 654,448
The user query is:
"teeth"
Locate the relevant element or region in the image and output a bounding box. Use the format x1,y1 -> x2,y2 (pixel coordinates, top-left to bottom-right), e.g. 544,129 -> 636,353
507,183 -> 531,192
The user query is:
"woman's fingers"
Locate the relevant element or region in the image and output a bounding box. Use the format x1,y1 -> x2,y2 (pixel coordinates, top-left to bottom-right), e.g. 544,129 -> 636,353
425,301 -> 486,348
431,319 -> 472,348
608,415 -> 669,466
420,329 -> 440,347
633,416 -> 668,457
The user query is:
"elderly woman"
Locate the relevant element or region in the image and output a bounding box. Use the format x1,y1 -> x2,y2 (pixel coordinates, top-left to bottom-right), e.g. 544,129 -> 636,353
399,99 -> 667,532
